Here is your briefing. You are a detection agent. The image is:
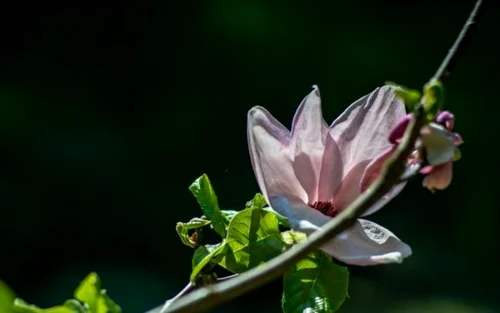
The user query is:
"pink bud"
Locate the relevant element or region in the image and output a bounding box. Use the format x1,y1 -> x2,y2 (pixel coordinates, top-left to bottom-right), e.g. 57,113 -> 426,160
389,114 -> 413,144
436,111 -> 455,130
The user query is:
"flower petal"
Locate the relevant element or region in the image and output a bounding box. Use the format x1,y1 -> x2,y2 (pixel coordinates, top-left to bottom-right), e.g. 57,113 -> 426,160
322,219 -> 412,266
270,196 -> 411,266
247,106 -> 308,203
422,161 -> 453,191
330,85 -> 406,175
359,147 -> 406,216
290,86 -> 343,202
269,195 -> 331,233
332,161 -> 369,211
420,123 -> 455,166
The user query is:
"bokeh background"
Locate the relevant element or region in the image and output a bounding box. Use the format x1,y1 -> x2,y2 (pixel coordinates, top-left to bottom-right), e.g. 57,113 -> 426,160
1,0 -> 499,312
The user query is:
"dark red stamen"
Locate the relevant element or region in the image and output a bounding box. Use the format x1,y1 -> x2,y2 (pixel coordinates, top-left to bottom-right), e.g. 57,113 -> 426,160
309,201 -> 339,217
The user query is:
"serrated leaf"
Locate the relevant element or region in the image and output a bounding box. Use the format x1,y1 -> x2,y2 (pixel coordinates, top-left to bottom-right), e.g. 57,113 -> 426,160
176,218 -> 211,248
0,280 -> 15,313
282,251 -> 348,313
74,273 -> 121,313
218,207 -> 285,273
190,243 -> 226,281
189,174 -> 227,237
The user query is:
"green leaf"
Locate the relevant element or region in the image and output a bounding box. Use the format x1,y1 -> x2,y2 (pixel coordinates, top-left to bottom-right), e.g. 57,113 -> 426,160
12,299 -> 42,313
245,193 -> 267,210
190,243 -> 226,281
262,207 -> 290,228
0,280 -> 15,313
422,78 -> 444,120
282,251 -> 348,313
176,218 -> 211,248
189,174 -> 227,237
281,230 -> 307,246
74,273 -> 121,313
12,299 -> 83,313
386,81 -> 422,112
218,207 -> 285,273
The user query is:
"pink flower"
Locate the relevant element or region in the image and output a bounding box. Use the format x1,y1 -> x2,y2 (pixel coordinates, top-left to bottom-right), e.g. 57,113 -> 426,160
391,110 -> 463,191
247,85 -> 411,266
420,111 -> 463,191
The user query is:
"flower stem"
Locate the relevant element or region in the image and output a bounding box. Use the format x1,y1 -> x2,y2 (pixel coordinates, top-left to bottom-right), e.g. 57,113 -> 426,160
149,1 -> 485,312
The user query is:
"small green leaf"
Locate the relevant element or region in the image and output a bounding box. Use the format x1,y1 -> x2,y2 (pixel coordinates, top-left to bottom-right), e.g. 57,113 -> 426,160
0,280 -> 15,313
422,78 -> 444,120
62,300 -> 86,313
282,251 -> 348,313
189,174 -> 227,237
218,207 -> 285,273
386,81 -> 422,112
281,230 -> 307,246
12,299 -> 81,313
245,193 -> 267,210
190,243 -> 226,281
176,218 -> 211,248
262,207 -> 290,228
74,273 -> 121,313
12,299 -> 41,313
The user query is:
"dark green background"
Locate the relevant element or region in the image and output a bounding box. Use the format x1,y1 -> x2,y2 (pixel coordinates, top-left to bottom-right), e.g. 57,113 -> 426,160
1,1 -> 498,312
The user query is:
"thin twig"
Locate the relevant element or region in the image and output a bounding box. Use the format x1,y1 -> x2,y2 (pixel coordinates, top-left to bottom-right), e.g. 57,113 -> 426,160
149,1 -> 484,312
433,0 -> 483,81
159,282 -> 193,313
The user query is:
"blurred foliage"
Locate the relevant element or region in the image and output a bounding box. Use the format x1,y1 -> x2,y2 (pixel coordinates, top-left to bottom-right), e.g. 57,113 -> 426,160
0,0 -> 499,312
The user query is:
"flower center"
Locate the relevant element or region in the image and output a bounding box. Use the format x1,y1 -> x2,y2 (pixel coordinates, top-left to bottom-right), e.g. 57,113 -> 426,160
309,201 -> 339,218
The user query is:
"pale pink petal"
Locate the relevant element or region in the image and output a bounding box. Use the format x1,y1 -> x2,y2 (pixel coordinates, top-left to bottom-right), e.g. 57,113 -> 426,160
332,161 -> 370,211
330,86 -> 406,175
317,132 -> 344,202
420,123 -> 455,166
321,219 -> 412,266
359,147 -> 406,216
269,195 -> 331,233
247,107 -> 308,204
291,86 -> 343,203
270,197 -> 411,266
422,161 -> 453,190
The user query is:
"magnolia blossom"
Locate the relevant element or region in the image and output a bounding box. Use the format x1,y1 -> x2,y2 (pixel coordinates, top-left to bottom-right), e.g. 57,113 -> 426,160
247,85 -> 411,266
390,110 -> 463,191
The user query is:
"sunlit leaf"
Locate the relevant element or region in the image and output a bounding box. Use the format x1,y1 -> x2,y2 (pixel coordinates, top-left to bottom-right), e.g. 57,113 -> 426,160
74,272 -> 121,313
281,230 -> 307,246
190,243 -> 226,281
282,251 -> 348,313
386,81 -> 422,112
189,174 -> 227,237
245,193 -> 267,210
176,217 -> 211,248
218,207 -> 285,273
0,280 -> 15,313
422,78 -> 444,120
